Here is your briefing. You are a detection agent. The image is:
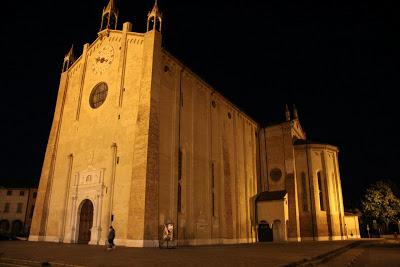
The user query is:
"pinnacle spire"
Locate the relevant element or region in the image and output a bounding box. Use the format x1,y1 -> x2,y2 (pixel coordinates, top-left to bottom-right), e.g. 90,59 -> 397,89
64,45 -> 74,60
150,0 -> 160,14
293,104 -> 299,119
104,0 -> 117,14
147,0 -> 162,32
285,104 -> 291,121
62,45 -> 75,72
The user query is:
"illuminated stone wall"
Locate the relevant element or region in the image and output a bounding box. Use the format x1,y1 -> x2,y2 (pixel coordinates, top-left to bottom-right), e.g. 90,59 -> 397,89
29,21 -> 258,246
157,51 -> 258,245
294,144 -> 346,241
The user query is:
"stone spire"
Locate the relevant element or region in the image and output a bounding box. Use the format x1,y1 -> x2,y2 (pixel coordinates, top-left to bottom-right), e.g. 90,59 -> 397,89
293,104 -> 299,119
100,0 -> 119,31
147,0 -> 163,32
104,0 -> 116,13
285,104 -> 291,121
62,45 -> 75,72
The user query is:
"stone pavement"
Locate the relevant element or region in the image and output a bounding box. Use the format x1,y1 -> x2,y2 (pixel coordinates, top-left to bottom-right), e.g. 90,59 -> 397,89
316,239 -> 400,267
0,240 -> 367,267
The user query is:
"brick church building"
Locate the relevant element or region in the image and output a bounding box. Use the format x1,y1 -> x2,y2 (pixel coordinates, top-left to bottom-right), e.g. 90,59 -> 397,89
29,0 -> 359,247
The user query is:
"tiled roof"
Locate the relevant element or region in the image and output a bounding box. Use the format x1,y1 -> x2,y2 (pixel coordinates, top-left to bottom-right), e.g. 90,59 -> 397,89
256,190 -> 287,201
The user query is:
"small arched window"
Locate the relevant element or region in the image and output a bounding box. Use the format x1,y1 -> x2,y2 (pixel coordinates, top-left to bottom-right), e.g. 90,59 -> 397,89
148,16 -> 162,32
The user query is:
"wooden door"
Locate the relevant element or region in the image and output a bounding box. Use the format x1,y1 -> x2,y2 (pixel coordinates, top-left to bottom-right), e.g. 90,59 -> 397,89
78,199 -> 93,244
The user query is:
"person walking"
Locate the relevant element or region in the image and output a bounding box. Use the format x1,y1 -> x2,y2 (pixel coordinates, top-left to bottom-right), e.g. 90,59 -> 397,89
107,226 -> 116,250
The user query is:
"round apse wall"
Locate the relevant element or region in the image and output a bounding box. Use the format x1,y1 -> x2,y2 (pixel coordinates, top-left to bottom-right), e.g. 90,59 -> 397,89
89,82 -> 108,109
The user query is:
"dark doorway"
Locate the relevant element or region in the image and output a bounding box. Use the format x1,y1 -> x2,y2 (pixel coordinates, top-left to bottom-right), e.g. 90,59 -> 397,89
258,221 -> 273,242
78,199 -> 93,244
11,220 -> 23,235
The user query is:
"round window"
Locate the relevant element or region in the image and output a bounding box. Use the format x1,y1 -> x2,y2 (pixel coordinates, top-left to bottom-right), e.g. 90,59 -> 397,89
270,168 -> 282,182
89,82 -> 108,109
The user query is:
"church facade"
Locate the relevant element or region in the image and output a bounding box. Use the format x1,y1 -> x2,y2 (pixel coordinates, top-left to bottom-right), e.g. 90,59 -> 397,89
29,1 -> 355,247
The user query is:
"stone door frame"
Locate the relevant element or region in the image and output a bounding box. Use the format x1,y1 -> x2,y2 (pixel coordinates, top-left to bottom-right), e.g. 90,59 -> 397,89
66,166 -> 105,245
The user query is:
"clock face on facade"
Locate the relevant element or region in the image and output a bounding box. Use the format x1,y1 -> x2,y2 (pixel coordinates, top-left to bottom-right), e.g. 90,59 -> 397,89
92,45 -> 114,74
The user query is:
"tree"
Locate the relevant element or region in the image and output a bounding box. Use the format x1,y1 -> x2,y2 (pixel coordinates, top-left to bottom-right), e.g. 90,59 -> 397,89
361,181 -> 400,232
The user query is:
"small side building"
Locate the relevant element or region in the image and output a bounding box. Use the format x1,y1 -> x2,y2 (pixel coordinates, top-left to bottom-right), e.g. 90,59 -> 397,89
344,212 -> 361,239
256,190 -> 289,242
0,187 -> 37,236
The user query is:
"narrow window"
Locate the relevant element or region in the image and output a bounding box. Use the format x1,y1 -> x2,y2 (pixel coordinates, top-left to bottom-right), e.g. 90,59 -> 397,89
7,190 -> 12,196
177,148 -> 183,213
212,193 -> 215,217
20,191 -> 25,196
178,148 -> 182,181
317,171 -> 325,211
155,18 -> 161,32
331,172 -> 337,211
17,203 -> 23,213
333,172 -> 340,212
211,162 -> 216,216
177,184 -> 182,213
180,92 -> 184,107
33,192 -> 37,198
301,172 -> 308,212
4,203 -> 10,213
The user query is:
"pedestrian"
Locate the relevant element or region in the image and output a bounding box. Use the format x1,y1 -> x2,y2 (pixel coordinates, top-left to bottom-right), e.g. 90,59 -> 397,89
107,226 -> 115,250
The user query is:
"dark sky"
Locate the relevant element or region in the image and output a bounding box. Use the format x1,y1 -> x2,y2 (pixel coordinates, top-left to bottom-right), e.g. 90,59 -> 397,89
1,0 -> 397,209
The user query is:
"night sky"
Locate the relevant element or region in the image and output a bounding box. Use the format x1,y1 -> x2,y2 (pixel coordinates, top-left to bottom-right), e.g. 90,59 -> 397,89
1,0 -> 397,210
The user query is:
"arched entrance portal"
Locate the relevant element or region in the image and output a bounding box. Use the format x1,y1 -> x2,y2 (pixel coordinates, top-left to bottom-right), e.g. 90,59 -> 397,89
78,199 -> 93,244
258,220 -> 273,242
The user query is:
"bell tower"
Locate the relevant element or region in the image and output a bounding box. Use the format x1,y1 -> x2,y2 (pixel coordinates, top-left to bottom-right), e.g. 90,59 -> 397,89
147,0 -> 162,32
100,0 -> 119,31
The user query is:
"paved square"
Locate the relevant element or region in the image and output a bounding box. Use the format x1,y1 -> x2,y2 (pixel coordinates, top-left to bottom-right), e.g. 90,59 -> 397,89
0,240 -> 358,266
